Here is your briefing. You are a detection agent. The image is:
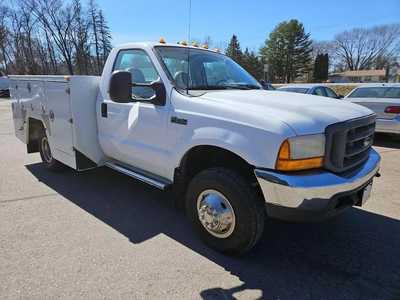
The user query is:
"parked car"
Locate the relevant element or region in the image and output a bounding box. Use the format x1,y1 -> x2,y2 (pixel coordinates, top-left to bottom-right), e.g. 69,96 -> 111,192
345,84 -> 400,135
10,42 -> 380,255
259,80 -> 275,90
278,84 -> 343,99
0,74 -> 10,98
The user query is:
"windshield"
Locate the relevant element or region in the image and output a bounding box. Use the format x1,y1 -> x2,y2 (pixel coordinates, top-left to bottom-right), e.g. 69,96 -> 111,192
155,46 -> 261,90
279,87 -> 309,94
348,87 -> 400,99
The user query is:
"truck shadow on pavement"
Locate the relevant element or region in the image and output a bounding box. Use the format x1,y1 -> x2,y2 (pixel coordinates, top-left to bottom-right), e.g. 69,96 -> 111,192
26,163 -> 400,300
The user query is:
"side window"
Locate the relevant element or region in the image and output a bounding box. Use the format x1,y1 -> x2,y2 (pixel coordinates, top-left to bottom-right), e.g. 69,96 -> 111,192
325,87 -> 338,98
113,49 -> 160,100
313,87 -> 326,97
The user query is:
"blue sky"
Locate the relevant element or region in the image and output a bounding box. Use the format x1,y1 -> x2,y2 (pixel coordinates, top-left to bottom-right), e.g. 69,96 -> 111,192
97,0 -> 399,51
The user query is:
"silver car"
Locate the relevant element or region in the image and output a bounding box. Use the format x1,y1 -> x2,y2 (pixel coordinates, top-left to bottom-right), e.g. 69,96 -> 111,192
278,84 -> 343,99
345,84 -> 400,135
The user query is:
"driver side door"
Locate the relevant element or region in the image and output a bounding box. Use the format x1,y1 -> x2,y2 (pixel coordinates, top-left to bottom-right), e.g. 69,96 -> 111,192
98,49 -> 170,178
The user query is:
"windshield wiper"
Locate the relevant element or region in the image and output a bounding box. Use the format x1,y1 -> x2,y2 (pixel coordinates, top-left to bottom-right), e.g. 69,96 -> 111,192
189,85 -> 229,90
223,84 -> 261,90
189,84 -> 261,91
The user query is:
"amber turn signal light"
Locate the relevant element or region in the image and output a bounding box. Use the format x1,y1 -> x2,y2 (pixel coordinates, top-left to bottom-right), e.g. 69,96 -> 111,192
276,140 -> 324,171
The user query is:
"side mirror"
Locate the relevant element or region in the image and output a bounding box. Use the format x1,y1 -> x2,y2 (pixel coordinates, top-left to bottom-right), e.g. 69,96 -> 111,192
109,71 -> 167,106
109,71 -> 132,103
150,81 -> 167,106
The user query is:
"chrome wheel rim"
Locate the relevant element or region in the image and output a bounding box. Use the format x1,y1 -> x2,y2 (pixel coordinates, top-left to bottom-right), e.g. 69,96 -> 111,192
41,137 -> 52,163
197,189 -> 236,239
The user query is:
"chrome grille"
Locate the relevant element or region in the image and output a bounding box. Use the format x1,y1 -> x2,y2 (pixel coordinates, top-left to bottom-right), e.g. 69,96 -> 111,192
325,115 -> 376,173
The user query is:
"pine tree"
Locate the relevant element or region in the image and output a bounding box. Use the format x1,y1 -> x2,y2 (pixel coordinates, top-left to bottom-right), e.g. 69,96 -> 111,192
88,0 -> 101,74
313,53 -> 329,82
313,54 -> 322,82
71,0 -> 91,75
321,54 -> 329,81
225,34 -> 243,66
98,9 -> 112,68
260,19 -> 313,83
242,48 -> 263,80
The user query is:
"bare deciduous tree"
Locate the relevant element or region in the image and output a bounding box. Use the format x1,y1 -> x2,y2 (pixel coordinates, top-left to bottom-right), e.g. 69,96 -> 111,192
25,0 -> 80,74
0,0 -> 112,75
334,24 -> 400,70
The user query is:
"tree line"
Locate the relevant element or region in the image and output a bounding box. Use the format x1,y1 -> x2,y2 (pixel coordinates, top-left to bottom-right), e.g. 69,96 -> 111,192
0,1 -> 398,84
0,0 -> 112,75
225,20 -> 400,83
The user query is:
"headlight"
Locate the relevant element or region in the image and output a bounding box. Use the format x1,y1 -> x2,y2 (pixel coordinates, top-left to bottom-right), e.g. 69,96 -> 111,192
276,134 -> 325,171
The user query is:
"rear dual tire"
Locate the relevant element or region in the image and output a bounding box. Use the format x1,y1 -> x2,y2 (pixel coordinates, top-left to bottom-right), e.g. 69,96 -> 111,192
39,132 -> 65,171
186,168 -> 265,255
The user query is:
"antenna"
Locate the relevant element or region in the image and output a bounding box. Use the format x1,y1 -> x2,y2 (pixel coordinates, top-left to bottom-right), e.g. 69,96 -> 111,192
186,0 -> 192,95
188,0 -> 192,43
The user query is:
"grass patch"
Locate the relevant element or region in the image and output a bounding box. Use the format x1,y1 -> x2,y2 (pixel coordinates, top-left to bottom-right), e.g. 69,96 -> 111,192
328,85 -> 358,97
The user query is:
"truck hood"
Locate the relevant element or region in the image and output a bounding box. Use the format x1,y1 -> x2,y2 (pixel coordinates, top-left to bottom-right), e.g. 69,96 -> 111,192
197,90 -> 374,135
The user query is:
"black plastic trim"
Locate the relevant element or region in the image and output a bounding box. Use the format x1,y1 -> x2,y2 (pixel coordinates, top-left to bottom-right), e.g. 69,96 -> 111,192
325,114 -> 376,173
75,149 -> 98,170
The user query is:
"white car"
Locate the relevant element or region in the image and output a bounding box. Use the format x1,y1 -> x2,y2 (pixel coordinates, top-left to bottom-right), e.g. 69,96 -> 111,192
10,42 -> 381,254
345,84 -> 400,135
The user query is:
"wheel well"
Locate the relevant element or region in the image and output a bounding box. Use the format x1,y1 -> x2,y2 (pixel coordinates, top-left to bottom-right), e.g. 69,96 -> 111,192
177,145 -> 258,187
27,118 -> 45,153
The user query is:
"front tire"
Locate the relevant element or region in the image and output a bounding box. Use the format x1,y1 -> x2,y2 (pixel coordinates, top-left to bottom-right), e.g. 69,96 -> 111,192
186,168 -> 265,255
39,132 -> 65,171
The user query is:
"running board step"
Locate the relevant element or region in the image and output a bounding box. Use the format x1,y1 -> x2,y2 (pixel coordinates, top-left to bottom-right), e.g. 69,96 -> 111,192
105,162 -> 170,190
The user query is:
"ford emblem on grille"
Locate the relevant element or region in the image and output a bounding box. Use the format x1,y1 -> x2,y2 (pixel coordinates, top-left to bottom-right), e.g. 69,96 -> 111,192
364,137 -> 372,147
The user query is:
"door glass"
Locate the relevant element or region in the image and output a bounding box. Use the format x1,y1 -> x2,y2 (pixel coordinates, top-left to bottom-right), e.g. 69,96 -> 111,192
325,87 -> 338,98
114,50 -> 160,100
313,87 -> 325,96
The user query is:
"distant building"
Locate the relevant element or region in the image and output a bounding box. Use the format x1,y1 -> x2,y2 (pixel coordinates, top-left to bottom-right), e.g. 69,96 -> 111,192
328,69 -> 387,83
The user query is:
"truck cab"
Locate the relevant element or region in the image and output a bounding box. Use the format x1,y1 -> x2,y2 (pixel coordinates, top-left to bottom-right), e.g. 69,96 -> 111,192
10,41 -> 381,255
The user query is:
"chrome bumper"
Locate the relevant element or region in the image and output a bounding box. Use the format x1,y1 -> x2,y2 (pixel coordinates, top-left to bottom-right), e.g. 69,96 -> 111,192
254,149 -> 380,220
375,116 -> 400,134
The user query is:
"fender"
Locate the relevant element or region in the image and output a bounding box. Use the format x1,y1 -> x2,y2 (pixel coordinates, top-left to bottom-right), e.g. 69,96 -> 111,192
170,125 -> 285,181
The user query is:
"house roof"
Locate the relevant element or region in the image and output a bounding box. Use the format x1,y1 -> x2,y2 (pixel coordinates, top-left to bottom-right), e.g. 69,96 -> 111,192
331,69 -> 386,77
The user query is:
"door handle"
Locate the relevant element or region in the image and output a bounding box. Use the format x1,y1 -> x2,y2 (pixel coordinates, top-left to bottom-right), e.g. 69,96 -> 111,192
101,103 -> 108,118
49,110 -> 55,122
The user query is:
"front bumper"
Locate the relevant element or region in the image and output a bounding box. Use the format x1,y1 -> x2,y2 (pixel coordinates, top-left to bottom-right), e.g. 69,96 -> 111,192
375,116 -> 400,134
255,149 -> 381,222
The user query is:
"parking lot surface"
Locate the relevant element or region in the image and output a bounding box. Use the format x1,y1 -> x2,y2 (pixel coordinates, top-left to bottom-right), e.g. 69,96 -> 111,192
1,98 -> 400,300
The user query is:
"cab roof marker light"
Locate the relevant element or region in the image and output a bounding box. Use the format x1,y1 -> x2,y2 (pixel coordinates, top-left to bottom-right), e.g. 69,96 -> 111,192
159,37 -> 166,44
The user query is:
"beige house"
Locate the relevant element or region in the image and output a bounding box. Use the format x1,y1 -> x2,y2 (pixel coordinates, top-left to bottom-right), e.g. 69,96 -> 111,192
329,69 -> 387,83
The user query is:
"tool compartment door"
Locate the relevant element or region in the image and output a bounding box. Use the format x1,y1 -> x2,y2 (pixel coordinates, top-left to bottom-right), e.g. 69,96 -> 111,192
44,80 -> 76,168
10,80 -> 25,142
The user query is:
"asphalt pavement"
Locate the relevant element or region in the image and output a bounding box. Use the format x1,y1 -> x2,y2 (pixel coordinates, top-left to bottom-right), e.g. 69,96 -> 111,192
1,98 -> 400,300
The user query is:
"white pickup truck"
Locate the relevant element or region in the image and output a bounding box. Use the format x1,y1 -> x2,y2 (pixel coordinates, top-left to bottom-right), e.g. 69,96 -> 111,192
11,42 -> 381,254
